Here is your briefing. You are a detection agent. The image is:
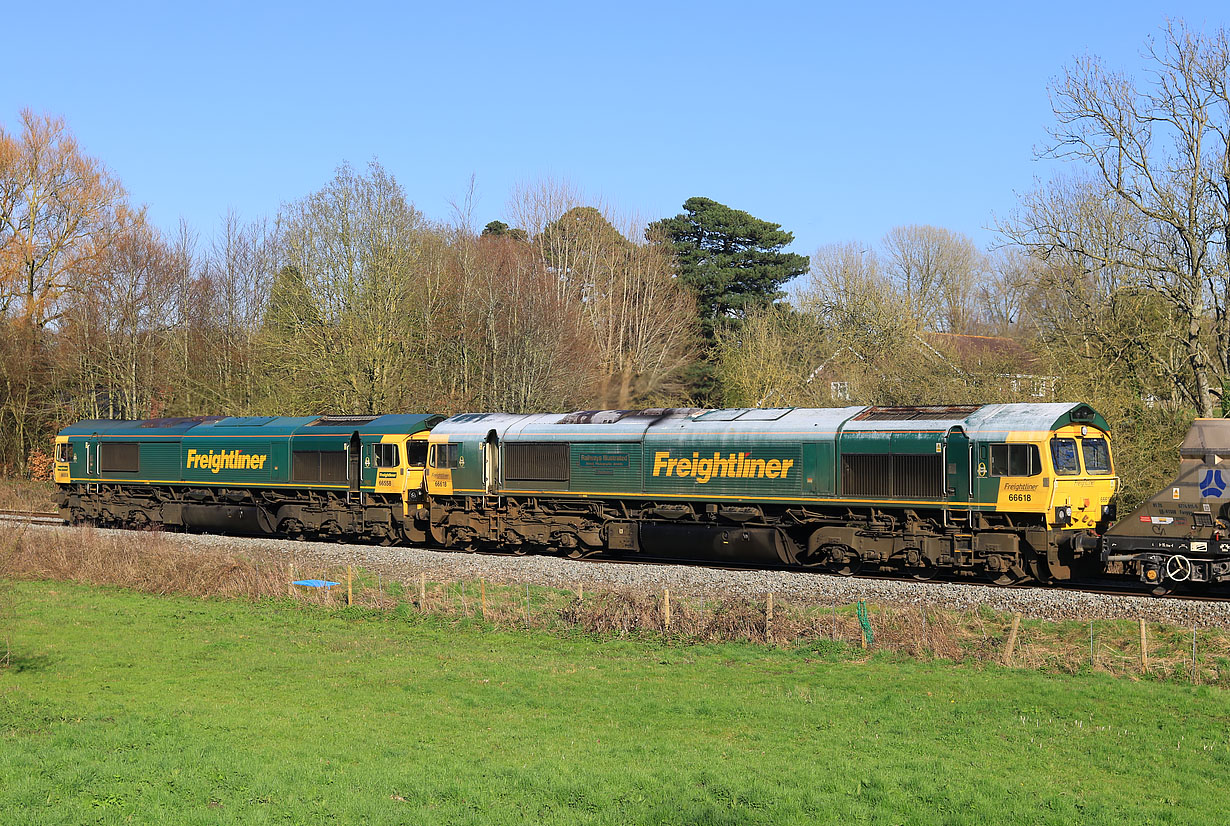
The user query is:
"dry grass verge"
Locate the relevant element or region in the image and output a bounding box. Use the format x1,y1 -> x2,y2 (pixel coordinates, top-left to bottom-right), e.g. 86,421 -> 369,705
2,525 -> 1228,685
0,479 -> 57,512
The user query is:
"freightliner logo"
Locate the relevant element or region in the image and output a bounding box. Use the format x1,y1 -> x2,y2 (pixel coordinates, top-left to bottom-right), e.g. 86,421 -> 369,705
186,448 -> 269,473
652,451 -> 794,483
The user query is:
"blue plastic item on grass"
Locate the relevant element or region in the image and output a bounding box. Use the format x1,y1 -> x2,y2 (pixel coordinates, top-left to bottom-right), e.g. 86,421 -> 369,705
293,579 -> 339,588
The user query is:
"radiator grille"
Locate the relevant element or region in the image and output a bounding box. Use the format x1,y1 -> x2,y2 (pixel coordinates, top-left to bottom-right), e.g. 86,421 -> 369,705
100,442 -> 139,473
504,442 -> 569,482
292,450 -> 348,482
893,454 -> 944,498
842,453 -> 943,499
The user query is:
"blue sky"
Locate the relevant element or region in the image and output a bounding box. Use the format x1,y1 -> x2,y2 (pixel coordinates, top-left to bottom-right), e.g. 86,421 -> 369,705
5,1 -> 1227,256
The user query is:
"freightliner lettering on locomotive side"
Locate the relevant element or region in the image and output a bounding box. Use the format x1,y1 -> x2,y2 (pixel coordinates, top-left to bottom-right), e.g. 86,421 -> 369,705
185,448 -> 269,473
651,451 -> 794,483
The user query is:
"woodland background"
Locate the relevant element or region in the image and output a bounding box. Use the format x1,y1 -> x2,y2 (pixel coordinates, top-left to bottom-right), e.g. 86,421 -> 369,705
4,22 -> 1229,509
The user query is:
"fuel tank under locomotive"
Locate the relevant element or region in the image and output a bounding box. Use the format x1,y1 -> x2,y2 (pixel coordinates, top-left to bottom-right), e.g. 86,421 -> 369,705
178,503 -> 278,535
635,522 -> 793,565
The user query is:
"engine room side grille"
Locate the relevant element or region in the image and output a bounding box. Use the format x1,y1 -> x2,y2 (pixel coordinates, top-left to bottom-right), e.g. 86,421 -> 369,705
893,454 -> 945,498
504,442 -> 569,482
842,453 -> 943,499
292,450 -> 348,482
842,454 -> 891,497
100,442 -> 140,473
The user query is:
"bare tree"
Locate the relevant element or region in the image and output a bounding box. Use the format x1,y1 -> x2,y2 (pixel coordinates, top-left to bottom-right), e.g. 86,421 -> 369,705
57,209 -> 179,419
1006,21 -> 1230,415
882,224 -> 985,333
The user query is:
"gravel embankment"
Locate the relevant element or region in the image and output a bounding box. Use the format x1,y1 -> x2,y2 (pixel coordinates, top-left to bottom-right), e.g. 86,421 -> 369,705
15,520 -> 1230,628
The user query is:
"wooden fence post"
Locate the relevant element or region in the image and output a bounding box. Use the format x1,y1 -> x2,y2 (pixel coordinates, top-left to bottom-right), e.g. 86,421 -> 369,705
419,572 -> 426,610
1139,618 -> 1149,674
480,577 -> 487,620
1003,614 -> 1021,664
1192,625 -> 1198,684
766,592 -> 774,644
346,565 -> 353,606
663,588 -> 671,630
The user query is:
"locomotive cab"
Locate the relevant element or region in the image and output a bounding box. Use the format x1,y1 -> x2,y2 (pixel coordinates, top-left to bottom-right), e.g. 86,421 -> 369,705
1044,424 -> 1117,532
53,435 -> 74,484
371,431 -> 432,517
971,411 -> 1118,535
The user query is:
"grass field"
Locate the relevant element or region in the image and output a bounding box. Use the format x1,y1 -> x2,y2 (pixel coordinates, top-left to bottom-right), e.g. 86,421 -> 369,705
1,581 -> 1227,824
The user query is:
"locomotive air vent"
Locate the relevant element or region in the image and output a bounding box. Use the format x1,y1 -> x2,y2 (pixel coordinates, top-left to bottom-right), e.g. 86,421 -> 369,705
138,416 -> 225,428
307,415 -> 378,426
557,410 -> 637,424
450,413 -> 491,424
856,405 -> 980,421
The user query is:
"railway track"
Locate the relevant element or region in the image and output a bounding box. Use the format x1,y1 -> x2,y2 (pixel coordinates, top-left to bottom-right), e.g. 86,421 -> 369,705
0,508 -> 64,525
9,510 -> 1230,604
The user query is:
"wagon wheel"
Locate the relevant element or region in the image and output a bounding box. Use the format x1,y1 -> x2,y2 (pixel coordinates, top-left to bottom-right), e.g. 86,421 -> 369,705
910,563 -> 937,582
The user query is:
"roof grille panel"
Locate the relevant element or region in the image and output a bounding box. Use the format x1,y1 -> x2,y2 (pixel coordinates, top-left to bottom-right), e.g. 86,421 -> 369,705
856,405 -> 980,422
307,415 -> 378,427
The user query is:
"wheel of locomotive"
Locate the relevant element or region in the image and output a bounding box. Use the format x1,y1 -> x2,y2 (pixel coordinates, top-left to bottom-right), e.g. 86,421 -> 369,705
822,544 -> 862,577
896,546 -> 934,580
279,518 -> 306,541
448,528 -> 478,553
983,554 -> 1021,587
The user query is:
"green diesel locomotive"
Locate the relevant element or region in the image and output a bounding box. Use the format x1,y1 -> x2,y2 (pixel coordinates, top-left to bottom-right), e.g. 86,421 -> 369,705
424,403 -> 1120,583
53,414 -> 442,543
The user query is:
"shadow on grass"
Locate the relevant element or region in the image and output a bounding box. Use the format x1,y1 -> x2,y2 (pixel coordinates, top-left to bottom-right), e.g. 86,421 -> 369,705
1,652 -> 56,673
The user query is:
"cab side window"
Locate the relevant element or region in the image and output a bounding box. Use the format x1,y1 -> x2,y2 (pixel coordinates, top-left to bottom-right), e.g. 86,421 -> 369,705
990,443 -> 1041,476
373,443 -> 399,468
56,443 -> 75,462
429,443 -> 461,469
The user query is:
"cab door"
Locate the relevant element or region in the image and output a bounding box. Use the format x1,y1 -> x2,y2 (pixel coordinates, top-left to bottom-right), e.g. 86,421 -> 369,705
482,430 -> 499,495
373,440 -> 403,496
404,436 -> 428,494
945,429 -> 971,504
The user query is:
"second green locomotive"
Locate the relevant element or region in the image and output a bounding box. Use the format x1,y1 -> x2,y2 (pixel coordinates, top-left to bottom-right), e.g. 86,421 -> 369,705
424,403 -> 1120,583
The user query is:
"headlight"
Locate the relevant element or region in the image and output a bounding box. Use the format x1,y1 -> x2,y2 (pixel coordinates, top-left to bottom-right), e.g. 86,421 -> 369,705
1055,506 -> 1072,525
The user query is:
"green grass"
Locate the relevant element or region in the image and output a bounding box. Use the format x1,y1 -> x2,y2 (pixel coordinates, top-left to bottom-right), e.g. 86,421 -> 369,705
1,581 -> 1227,824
